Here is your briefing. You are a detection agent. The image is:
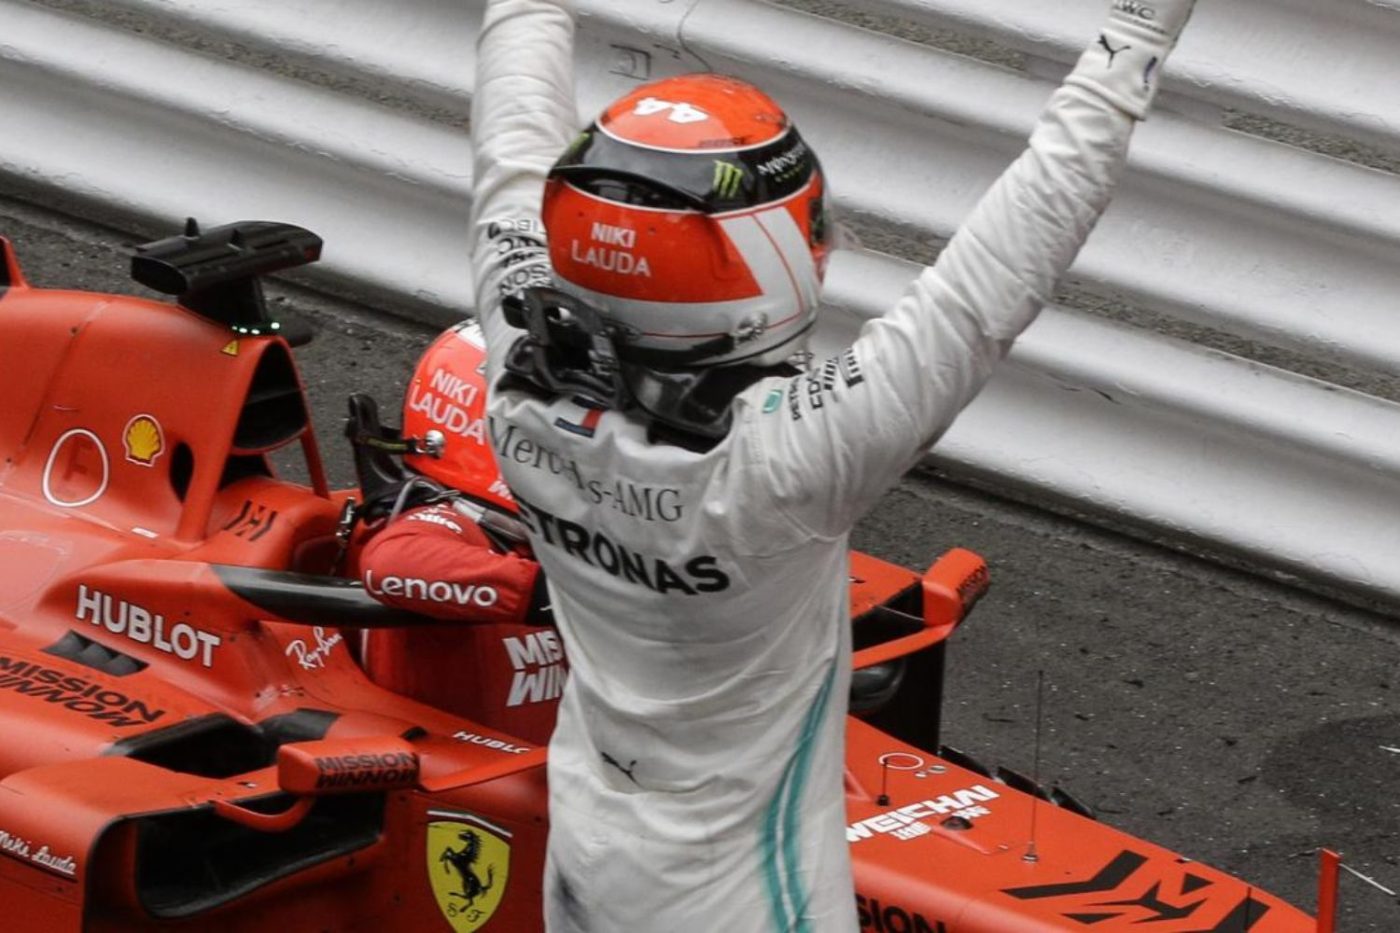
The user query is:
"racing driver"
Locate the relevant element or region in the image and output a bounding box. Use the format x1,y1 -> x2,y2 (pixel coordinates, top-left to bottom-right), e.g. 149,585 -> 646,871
352,320 -> 561,745
471,0 -> 1199,929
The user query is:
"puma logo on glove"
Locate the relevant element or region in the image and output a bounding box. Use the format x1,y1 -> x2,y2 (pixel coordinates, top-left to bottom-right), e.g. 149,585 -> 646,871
1098,34 -> 1132,67
1068,0 -> 1201,118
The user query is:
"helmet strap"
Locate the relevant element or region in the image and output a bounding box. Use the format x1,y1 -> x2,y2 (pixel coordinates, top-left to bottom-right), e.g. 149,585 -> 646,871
502,287 -> 791,448
502,287 -> 630,411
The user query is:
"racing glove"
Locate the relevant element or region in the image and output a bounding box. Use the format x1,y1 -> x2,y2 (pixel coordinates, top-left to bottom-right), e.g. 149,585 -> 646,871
1066,0 -> 1199,119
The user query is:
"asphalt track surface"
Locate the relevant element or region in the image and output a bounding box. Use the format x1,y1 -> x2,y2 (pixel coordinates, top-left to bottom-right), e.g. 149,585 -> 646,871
2,194 -> 1398,931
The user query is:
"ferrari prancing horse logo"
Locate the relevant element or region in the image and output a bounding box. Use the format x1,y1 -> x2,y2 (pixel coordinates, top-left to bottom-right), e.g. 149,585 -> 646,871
427,818 -> 511,931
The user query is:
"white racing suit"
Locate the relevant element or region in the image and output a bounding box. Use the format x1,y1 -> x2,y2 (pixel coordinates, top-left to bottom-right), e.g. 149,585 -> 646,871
471,1 -> 1177,929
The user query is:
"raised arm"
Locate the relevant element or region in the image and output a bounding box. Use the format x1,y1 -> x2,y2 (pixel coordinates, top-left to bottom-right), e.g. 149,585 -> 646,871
748,0 -> 1199,538
470,0 -> 578,385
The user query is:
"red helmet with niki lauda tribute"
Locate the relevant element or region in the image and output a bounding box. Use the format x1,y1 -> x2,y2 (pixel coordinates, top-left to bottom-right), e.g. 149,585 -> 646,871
544,73 -> 832,367
401,321 -> 515,513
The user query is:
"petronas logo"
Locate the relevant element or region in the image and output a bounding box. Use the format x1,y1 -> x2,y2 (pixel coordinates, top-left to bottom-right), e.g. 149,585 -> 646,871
711,161 -> 744,199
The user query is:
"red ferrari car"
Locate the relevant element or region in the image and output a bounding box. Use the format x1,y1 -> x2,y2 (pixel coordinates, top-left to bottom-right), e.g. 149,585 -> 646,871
0,220 -> 1319,931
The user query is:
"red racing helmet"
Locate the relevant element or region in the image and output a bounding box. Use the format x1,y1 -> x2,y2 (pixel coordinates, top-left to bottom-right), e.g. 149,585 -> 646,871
543,73 -> 831,367
402,321 -> 515,513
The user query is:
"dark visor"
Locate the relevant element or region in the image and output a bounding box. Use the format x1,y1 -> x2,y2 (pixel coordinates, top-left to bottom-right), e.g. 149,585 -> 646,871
550,125 -> 820,214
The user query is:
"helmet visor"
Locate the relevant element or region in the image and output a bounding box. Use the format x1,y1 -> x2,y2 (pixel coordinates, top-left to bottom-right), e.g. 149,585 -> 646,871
551,125 -> 822,215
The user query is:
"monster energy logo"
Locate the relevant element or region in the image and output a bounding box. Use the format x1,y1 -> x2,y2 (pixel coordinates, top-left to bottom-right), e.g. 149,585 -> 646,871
561,131 -> 591,161
711,161 -> 744,199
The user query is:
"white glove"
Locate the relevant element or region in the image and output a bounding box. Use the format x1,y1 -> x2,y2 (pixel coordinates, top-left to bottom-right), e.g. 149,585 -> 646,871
1066,0 -> 1199,119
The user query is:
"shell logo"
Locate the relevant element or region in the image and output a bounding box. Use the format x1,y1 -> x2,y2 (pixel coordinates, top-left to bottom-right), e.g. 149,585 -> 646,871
123,414 -> 165,467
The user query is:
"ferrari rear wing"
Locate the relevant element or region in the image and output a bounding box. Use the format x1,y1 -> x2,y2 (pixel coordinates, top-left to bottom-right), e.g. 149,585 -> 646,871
131,218 -> 321,337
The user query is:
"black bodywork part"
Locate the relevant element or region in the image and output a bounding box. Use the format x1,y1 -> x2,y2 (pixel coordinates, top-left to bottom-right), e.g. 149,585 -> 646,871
104,709 -> 342,779
1050,785 -> 1097,820
995,764 -> 1051,801
849,601 -> 923,714
105,713 -> 276,779
854,582 -> 950,754
232,341 -> 309,452
257,708 -> 341,747
211,564 -> 429,629
937,745 -> 993,779
132,218 -> 321,338
44,630 -> 148,677
133,793 -> 385,919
